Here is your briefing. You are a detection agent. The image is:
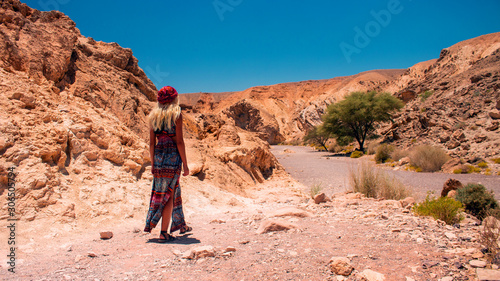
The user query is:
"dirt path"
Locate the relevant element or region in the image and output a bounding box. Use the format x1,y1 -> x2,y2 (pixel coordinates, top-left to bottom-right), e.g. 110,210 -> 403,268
2,175 -> 486,281
271,145 -> 500,200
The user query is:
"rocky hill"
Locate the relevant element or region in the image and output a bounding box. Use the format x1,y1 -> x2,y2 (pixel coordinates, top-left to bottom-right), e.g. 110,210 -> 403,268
186,33 -> 500,163
0,0 -> 284,224
380,32 -> 500,162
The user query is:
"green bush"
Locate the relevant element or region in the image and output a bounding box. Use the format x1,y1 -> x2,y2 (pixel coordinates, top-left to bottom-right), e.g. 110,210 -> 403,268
492,158 -> 500,164
350,151 -> 363,158
420,90 -> 433,102
350,162 -> 411,200
375,144 -> 394,163
456,183 -> 499,220
478,161 -> 489,168
413,194 -> 463,225
409,145 -> 450,172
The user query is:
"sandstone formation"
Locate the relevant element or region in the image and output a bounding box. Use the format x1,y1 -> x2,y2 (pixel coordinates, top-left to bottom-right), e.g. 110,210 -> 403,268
0,0 -> 284,223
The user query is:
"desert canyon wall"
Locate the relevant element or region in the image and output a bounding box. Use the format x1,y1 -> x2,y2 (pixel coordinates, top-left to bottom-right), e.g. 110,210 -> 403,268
0,0 -> 283,224
183,34 -> 500,162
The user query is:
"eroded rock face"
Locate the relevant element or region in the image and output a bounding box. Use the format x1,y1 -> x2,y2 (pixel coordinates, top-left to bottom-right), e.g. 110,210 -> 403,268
379,33 -> 500,162
223,99 -> 285,144
0,1 -> 285,223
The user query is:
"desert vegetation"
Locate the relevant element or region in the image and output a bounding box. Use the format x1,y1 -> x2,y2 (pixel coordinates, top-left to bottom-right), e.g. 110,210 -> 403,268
321,91 -> 403,152
456,183 -> 499,221
413,193 -> 463,225
349,161 -> 411,200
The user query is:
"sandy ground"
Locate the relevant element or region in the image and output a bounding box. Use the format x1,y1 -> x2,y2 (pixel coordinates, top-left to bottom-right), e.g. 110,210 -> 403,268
0,146 -> 494,280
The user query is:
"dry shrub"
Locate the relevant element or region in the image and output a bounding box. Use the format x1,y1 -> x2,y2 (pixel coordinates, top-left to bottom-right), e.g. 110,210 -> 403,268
366,142 -> 379,155
375,144 -> 394,163
350,161 -> 411,200
309,183 -> 323,199
409,145 -> 450,172
391,148 -> 409,162
481,215 -> 500,264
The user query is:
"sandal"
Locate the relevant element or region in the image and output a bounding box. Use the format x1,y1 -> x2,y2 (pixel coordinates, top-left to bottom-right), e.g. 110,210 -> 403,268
179,226 -> 193,234
159,230 -> 175,242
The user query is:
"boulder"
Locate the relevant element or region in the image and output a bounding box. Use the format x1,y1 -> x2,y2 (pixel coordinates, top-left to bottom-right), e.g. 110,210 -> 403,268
476,268 -> 500,281
441,158 -> 462,173
441,178 -> 463,197
314,193 -> 330,204
329,257 -> 354,276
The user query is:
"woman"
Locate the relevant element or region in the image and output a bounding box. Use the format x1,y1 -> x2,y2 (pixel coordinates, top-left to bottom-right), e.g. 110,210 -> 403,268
144,86 -> 191,241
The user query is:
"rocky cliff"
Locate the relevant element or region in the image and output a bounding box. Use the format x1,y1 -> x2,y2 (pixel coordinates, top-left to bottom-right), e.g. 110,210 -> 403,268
380,32 -> 500,162
0,0 -> 283,223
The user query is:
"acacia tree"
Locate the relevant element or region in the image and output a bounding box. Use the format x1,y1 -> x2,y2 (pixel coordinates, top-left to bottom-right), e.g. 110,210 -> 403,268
322,91 -> 403,152
303,125 -> 330,151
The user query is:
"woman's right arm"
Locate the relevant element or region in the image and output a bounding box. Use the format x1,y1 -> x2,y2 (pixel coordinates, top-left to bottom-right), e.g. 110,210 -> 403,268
175,114 -> 190,176
149,128 -> 155,170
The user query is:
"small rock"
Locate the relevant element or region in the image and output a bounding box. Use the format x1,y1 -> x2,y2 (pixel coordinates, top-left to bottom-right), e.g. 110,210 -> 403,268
358,269 -> 385,281
238,239 -> 250,244
399,157 -> 410,165
440,277 -> 453,281
75,255 -> 84,263
88,252 -> 98,257
476,268 -> 500,281
416,238 -> 424,244
133,227 -> 141,233
472,252 -> 485,259
100,231 -> 113,240
444,232 -> 457,240
400,197 -> 415,208
314,193 -> 330,204
224,246 -> 236,253
182,246 -> 216,260
470,260 -> 487,268
256,219 -> 298,234
329,257 -> 354,276
172,250 -> 182,256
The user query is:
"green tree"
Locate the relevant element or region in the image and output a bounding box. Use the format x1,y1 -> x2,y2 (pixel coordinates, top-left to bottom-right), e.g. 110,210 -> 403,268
322,91 -> 403,152
303,125 -> 330,151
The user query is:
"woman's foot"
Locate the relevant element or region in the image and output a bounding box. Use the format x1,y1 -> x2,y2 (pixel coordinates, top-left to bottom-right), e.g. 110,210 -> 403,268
179,226 -> 193,234
159,230 -> 175,242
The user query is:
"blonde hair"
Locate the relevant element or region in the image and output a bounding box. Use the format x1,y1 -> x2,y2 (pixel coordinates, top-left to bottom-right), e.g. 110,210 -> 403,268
148,96 -> 181,131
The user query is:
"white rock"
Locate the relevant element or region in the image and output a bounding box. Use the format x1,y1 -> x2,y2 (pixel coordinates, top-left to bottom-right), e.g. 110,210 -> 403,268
358,269 -> 385,281
470,260 -> 487,268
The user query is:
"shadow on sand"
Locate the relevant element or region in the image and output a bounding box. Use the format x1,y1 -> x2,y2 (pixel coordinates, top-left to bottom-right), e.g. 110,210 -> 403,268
146,234 -> 201,245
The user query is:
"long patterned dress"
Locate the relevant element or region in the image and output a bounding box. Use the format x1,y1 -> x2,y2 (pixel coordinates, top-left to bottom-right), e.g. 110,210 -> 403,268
144,122 -> 187,233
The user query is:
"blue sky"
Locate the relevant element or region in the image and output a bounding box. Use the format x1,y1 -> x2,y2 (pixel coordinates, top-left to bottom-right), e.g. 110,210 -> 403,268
27,0 -> 500,94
